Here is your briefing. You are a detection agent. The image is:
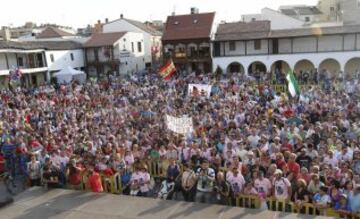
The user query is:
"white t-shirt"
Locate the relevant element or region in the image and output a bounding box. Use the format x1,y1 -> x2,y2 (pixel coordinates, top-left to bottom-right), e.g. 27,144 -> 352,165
273,177 -> 291,200
323,156 -> 338,168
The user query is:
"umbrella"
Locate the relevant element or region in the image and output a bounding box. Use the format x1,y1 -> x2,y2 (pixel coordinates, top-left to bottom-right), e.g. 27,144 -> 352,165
286,117 -> 302,125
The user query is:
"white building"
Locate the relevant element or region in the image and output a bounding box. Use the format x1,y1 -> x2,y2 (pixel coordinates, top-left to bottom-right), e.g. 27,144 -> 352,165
0,40 -> 85,89
318,0 -> 360,24
84,32 -> 145,77
213,21 -> 360,77
102,15 -> 162,68
242,8 -> 305,30
279,5 -> 323,24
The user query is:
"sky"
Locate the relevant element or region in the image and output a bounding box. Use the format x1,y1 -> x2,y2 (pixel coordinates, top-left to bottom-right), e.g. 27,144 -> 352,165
0,0 -> 318,29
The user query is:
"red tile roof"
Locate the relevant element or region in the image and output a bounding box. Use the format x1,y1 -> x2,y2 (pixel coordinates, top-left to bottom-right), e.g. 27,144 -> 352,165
83,32 -> 127,48
36,26 -> 74,39
162,12 -> 215,41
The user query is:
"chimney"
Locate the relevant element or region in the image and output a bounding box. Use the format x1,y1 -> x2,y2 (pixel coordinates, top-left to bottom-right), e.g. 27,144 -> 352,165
190,7 -> 199,14
120,14 -> 124,19
1,26 -> 11,41
105,18 -> 109,23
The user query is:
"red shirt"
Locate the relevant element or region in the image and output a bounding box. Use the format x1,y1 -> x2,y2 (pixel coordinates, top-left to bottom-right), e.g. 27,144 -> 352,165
287,161 -> 300,177
281,143 -> 293,153
276,159 -> 287,170
0,154 -> 4,173
88,172 -> 103,193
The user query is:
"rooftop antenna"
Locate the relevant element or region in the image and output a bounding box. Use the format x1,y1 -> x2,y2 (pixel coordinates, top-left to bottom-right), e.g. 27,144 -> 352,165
172,5 -> 176,16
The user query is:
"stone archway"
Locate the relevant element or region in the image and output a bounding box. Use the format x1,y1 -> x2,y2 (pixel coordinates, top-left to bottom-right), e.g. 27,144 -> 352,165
248,61 -> 267,75
294,59 -> 315,73
344,57 -> 360,79
227,62 -> 245,74
319,58 -> 341,78
271,60 -> 291,74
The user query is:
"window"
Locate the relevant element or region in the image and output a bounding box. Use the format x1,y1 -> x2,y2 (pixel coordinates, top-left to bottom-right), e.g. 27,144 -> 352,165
330,6 -> 335,12
229,41 -> 236,51
305,17 -> 310,22
17,57 -> 24,67
137,42 -> 142,52
254,40 -> 261,50
251,18 -> 256,22
131,42 -> 134,52
70,53 -> 74,61
50,54 -> 54,63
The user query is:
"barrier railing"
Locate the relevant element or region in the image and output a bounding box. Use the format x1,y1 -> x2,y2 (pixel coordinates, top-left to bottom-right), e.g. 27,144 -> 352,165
77,163 -> 360,219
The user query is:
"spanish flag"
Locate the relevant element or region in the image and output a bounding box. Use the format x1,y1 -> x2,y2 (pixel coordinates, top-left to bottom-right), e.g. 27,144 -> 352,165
159,60 -> 176,80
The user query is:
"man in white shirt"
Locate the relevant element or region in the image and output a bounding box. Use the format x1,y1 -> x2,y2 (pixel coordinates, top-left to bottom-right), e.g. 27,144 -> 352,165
247,128 -> 260,149
196,160 -> 215,204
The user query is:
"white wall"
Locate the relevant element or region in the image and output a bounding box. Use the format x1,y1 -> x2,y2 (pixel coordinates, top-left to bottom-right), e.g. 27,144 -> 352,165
261,8 -> 304,30
224,41 -> 246,56
46,49 -> 85,72
344,34 -> 356,51
103,19 -> 154,64
115,32 -> 146,74
293,37 -> 317,53
278,39 -> 292,53
246,40 -> 268,55
0,54 -> 7,70
318,35 -> 343,52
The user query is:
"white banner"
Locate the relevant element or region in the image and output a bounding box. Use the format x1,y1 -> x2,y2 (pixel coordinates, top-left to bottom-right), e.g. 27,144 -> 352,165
166,115 -> 193,135
188,84 -> 212,98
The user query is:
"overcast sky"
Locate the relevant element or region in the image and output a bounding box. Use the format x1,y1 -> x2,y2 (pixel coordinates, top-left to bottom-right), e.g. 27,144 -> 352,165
1,0 -> 317,29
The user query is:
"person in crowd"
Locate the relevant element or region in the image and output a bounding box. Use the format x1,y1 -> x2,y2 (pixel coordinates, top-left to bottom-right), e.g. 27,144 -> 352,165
313,186 -> 331,214
181,163 -> 197,202
214,171 -> 230,205
87,167 -> 103,193
195,160 -> 215,204
273,169 -> 292,202
27,154 -> 41,187
2,68 -> 360,218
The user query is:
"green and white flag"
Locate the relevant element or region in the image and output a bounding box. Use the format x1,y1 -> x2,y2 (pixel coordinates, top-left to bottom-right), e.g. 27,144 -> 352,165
286,70 -> 300,97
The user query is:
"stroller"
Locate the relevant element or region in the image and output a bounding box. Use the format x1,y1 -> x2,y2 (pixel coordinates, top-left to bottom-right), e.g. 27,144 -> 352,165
157,178 -> 175,200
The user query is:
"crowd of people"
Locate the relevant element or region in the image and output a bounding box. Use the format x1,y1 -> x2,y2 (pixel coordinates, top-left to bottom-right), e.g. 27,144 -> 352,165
1,70 -> 360,217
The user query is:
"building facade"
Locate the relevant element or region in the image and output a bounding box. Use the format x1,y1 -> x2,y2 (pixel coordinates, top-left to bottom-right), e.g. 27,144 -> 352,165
162,9 -> 215,74
84,32 -> 145,78
0,40 -> 85,89
318,0 -> 360,24
213,21 -> 360,77
102,15 -> 162,69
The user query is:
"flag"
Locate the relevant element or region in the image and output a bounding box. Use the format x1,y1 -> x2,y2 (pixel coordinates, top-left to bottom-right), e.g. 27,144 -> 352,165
159,60 -> 176,80
286,70 -> 300,97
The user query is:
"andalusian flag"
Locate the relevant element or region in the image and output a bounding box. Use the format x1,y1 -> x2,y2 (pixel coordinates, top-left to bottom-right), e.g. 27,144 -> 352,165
286,70 -> 300,97
159,60 -> 176,80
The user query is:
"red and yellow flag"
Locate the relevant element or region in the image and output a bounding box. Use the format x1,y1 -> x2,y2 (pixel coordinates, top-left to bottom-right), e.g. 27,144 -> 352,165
159,60 -> 176,80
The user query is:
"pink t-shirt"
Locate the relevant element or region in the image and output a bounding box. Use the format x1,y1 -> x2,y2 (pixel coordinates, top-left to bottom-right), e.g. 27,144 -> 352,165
226,171 -> 245,195
254,178 -> 272,196
131,171 -> 151,193
273,177 -> 291,200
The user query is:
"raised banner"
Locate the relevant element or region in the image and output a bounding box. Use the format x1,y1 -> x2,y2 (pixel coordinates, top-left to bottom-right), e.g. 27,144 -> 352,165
166,115 -> 193,135
188,84 -> 212,98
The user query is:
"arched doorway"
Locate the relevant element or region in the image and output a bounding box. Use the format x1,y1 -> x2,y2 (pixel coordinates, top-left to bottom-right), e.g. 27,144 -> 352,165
344,57 -> 360,79
248,61 -> 267,75
319,58 -> 341,77
294,59 -> 315,73
271,60 -> 290,74
227,62 -> 245,74
294,59 -> 316,84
